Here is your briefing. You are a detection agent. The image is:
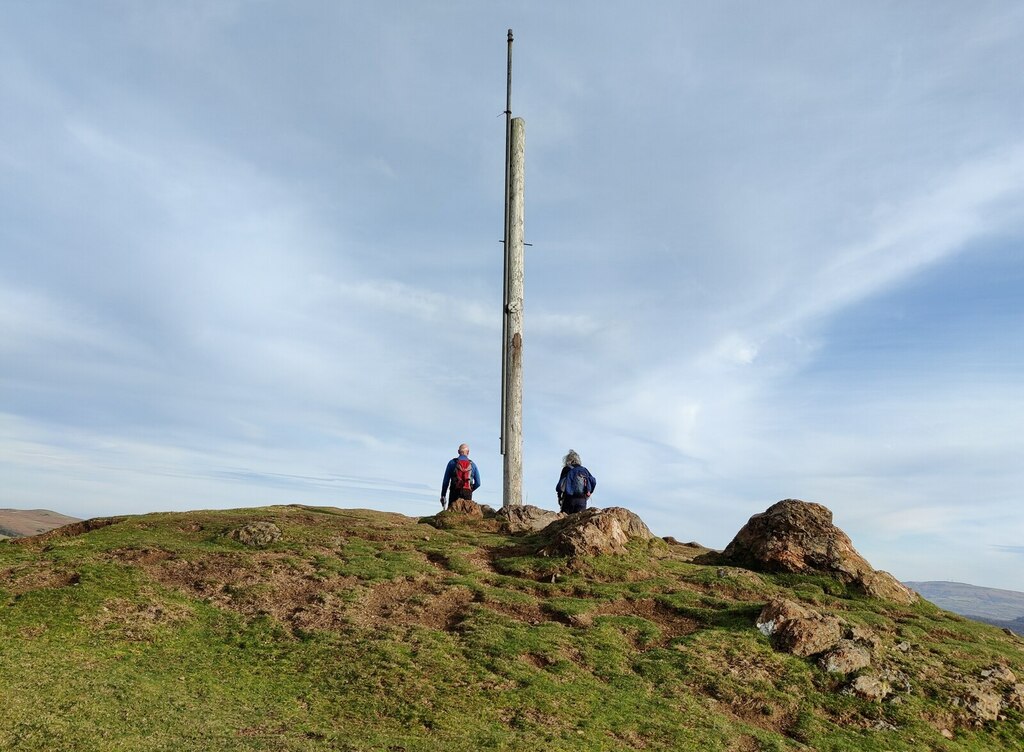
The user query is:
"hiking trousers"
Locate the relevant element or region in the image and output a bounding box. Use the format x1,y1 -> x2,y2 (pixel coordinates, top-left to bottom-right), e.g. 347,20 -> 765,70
563,495 -> 588,514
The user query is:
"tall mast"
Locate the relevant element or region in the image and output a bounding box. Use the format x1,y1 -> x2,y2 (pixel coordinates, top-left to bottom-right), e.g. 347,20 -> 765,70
500,28 -> 526,508
500,29 -> 513,456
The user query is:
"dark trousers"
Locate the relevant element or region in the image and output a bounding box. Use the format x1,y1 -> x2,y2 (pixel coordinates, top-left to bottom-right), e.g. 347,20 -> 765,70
563,495 -> 588,514
447,488 -> 473,509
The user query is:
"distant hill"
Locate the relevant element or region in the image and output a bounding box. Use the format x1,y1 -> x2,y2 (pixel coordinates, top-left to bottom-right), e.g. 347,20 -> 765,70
972,615 -> 1024,636
0,508 -> 80,538
905,581 -> 1024,635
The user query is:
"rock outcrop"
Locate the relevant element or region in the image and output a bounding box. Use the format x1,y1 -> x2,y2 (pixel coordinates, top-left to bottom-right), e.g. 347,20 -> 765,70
756,598 -> 843,657
962,685 -> 1003,722
721,499 -> 918,604
540,507 -> 655,558
447,498 -> 484,518
981,665 -> 1017,683
229,522 -> 282,548
1007,683 -> 1024,712
756,597 -> 886,677
495,505 -> 564,534
955,665 -> 1024,722
849,675 -> 890,702
820,640 -> 873,674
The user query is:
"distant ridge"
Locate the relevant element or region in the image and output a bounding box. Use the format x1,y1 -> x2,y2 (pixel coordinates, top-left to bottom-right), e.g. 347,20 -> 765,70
968,614 -> 1024,636
905,580 -> 1024,634
0,508 -> 81,538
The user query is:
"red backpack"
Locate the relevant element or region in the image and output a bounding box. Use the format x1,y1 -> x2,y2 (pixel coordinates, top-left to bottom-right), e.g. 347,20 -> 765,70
453,458 -> 474,492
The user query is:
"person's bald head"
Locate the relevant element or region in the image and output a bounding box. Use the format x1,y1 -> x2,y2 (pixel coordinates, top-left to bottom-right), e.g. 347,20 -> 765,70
458,443 -> 470,456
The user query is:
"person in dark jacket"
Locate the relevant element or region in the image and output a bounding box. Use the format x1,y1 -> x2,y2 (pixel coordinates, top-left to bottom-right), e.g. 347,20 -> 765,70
556,449 -> 597,514
440,443 -> 481,509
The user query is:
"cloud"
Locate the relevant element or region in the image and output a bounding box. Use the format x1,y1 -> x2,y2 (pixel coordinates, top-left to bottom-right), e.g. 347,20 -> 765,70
320,277 -> 495,331
0,284 -> 122,356
2,3 -> 1023,591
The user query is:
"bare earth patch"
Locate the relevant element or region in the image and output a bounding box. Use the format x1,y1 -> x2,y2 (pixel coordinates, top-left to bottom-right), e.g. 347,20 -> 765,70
349,577 -> 475,632
104,547 -> 177,566
596,598 -> 701,641
146,552 -> 359,632
0,563 -> 80,595
565,598 -> 701,644
487,599 -> 555,627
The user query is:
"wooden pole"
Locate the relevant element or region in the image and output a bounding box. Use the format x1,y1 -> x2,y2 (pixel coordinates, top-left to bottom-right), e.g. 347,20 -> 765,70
503,117 -> 525,508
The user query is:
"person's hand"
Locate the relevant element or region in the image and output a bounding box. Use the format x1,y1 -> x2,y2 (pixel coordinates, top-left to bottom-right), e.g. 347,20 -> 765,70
440,495 -> 446,508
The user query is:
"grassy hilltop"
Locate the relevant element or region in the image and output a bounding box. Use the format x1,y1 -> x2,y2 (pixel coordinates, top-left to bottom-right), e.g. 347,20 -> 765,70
1,504 -> 1023,751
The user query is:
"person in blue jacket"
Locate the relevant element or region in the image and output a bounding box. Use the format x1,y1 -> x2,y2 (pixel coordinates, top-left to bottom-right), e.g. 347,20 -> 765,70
440,443 -> 481,509
556,449 -> 597,514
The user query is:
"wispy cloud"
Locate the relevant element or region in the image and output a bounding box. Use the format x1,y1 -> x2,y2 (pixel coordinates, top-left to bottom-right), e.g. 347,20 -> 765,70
2,3 -> 1023,590
994,546 -> 1024,557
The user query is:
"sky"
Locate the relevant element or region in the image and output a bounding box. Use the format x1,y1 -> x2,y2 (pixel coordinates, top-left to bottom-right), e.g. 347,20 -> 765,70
2,1 -> 1023,591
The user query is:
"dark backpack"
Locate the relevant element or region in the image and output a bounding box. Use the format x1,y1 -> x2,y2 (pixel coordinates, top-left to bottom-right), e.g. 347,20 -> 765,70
559,465 -> 590,497
453,458 -> 474,492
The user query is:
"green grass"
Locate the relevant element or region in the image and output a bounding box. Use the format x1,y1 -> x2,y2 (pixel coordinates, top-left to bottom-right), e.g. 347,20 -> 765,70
2,504 -> 1023,751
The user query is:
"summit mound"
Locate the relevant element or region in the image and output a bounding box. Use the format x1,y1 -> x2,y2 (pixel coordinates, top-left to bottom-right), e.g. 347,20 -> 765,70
1,501 -> 1022,751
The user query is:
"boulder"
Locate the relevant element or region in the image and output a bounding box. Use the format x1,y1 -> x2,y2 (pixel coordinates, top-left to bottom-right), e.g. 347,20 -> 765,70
229,522 -> 282,548
963,686 -> 1002,722
981,665 -> 1017,684
820,640 -> 872,674
756,597 -> 812,635
847,624 -> 882,652
722,500 -> 862,574
447,498 -> 484,518
756,597 -> 843,657
540,507 -> 655,558
496,504 -> 564,533
721,499 -> 918,605
849,675 -> 890,702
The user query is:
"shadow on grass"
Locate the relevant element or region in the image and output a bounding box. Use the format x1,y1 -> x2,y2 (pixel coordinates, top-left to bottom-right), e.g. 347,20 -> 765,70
658,598 -> 765,631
